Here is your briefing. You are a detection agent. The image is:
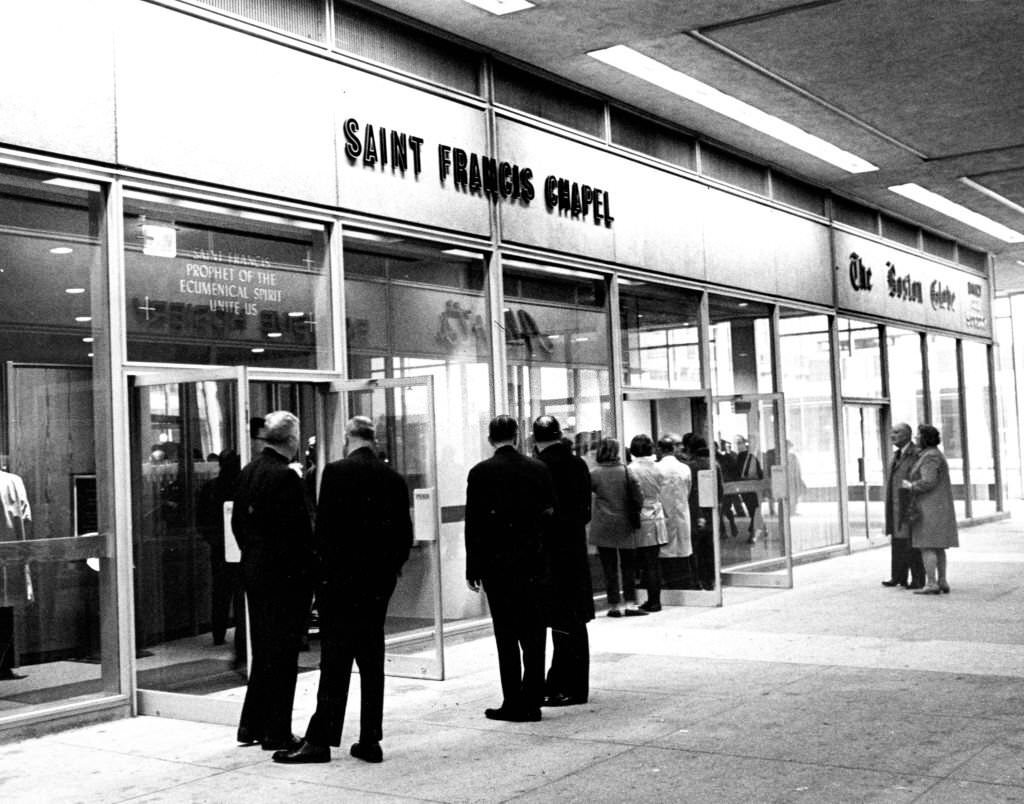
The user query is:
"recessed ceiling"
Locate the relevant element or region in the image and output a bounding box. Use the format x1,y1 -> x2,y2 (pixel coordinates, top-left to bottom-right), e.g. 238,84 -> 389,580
361,0 -> 1024,286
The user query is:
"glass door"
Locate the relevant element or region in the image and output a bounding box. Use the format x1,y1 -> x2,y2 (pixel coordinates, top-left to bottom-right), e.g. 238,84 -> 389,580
328,376 -> 443,680
843,403 -> 887,548
712,393 -> 793,589
622,388 -> 718,605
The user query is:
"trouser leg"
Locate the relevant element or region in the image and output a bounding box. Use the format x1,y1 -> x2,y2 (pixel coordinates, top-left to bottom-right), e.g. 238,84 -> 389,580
909,547 -> 925,587
597,547 -> 621,605
304,633 -> 354,747
920,548 -> 938,588
891,537 -> 910,584
619,549 -> 638,603
637,545 -> 661,605
936,549 -> 948,585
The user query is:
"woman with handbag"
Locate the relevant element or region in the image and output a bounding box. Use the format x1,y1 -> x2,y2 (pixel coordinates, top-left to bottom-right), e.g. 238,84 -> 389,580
589,438 -> 646,617
902,423 -> 958,595
627,434 -> 668,613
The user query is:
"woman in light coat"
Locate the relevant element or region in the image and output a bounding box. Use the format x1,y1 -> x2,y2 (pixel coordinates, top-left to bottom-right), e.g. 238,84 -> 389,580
589,437 -> 644,617
627,434 -> 667,613
903,423 -> 958,595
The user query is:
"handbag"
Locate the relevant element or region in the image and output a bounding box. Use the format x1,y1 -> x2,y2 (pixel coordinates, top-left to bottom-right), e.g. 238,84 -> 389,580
623,465 -> 642,530
898,487 -> 921,527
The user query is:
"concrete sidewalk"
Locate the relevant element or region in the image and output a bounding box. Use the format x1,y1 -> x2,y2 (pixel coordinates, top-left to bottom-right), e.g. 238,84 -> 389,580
4,517 -> 1024,803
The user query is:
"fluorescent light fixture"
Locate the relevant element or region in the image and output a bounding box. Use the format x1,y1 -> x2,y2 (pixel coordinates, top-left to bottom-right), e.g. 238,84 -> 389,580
49,246 -> 73,255
588,45 -> 878,174
889,183 -> 1024,243
960,177 -> 1024,217
82,337 -> 94,343
502,259 -> 603,280
75,316 -> 92,323
442,248 -> 485,260
287,311 -> 305,318
251,347 -> 265,354
461,0 -> 534,15
267,332 -> 283,339
1017,260 -> 1024,268
43,177 -> 101,192
344,230 -> 402,243
65,287 -> 86,295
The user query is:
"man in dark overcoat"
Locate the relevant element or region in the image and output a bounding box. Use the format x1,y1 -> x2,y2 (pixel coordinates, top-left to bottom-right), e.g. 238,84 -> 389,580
883,421 -> 924,588
465,414 -> 555,722
274,415 -> 413,764
533,415 -> 593,707
231,410 -> 316,750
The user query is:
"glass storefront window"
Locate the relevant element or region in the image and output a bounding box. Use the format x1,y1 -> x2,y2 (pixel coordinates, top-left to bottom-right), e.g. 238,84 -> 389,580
344,234 -> 491,623
778,312 -> 841,552
994,297 -> 1021,500
708,295 -> 773,400
123,193 -> 332,368
927,334 -> 966,518
963,340 -> 996,516
0,167 -> 118,713
620,281 -> 701,390
503,263 -> 614,460
886,326 -> 925,425
838,317 -> 883,398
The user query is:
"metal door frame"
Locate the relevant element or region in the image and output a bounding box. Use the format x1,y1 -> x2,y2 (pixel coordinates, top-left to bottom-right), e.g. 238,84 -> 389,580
328,375 -> 444,680
712,391 -> 794,590
841,398 -> 890,546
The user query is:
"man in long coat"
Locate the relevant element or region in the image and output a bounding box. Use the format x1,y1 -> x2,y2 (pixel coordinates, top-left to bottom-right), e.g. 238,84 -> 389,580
465,415 -> 554,722
883,422 -> 924,588
231,411 -> 316,750
533,416 -> 593,707
274,415 -> 413,764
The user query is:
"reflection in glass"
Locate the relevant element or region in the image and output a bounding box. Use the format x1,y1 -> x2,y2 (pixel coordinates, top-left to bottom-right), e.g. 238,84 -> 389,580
620,282 -> 701,390
838,317 -> 883,398
927,334 -> 966,518
0,167 -> 116,715
708,296 -> 772,397
123,193 -> 331,368
886,326 -> 925,424
963,340 -> 996,516
844,404 -> 886,547
344,235 -> 491,633
994,298 -> 1021,500
778,313 -> 841,552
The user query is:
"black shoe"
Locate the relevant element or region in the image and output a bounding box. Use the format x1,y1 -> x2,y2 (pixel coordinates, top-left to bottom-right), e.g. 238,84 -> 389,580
542,692 -> 587,708
606,609 -> 623,618
485,706 -> 541,722
0,671 -> 26,681
638,601 -> 662,613
907,582 -> 925,590
236,726 -> 259,746
350,741 -> 383,763
881,580 -> 899,587
623,607 -> 648,617
261,734 -> 303,751
939,582 -> 951,594
272,740 -> 330,764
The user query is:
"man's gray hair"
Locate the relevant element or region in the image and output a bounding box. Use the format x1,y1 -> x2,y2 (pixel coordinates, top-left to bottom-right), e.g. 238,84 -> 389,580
346,415 -> 376,442
263,410 -> 299,445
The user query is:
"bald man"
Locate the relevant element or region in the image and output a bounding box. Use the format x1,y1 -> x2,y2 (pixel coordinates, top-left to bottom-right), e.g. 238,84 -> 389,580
882,422 -> 924,589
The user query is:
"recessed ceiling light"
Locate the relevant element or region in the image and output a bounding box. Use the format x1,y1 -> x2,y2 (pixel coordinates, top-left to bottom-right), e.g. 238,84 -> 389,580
461,0 -> 534,14
737,302 -> 749,308
82,337 -> 94,343
87,352 -> 94,358
889,183 -> 1024,243
287,311 -> 305,318
267,332 -> 283,338
75,316 -> 92,323
251,347 -> 265,354
50,246 -> 73,255
588,45 -> 878,174
344,230 -> 402,243
65,287 -> 86,294
442,248 -> 485,260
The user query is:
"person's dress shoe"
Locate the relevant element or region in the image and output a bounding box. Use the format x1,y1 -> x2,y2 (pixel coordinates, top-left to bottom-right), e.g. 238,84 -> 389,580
623,607 -> 648,617
272,740 -> 330,764
913,586 -> 942,595
881,580 -> 899,587
261,734 -> 303,751
907,582 -> 924,590
484,706 -> 541,722
350,741 -> 383,763
542,692 -> 586,707
606,609 -> 623,618
638,601 -> 661,612
939,582 -> 951,594
236,726 -> 259,746
0,671 -> 26,680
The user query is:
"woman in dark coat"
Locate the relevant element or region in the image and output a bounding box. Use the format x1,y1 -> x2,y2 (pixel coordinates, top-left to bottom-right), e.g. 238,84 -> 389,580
903,424 -> 958,595
589,437 -> 644,617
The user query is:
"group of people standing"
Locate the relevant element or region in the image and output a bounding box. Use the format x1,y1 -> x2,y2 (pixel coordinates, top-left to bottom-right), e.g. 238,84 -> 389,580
230,411 -> 413,765
464,418 -> 721,723
883,422 -> 959,595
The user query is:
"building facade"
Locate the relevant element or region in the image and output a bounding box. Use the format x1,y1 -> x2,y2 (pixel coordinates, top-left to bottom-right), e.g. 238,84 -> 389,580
0,0 -> 1001,735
